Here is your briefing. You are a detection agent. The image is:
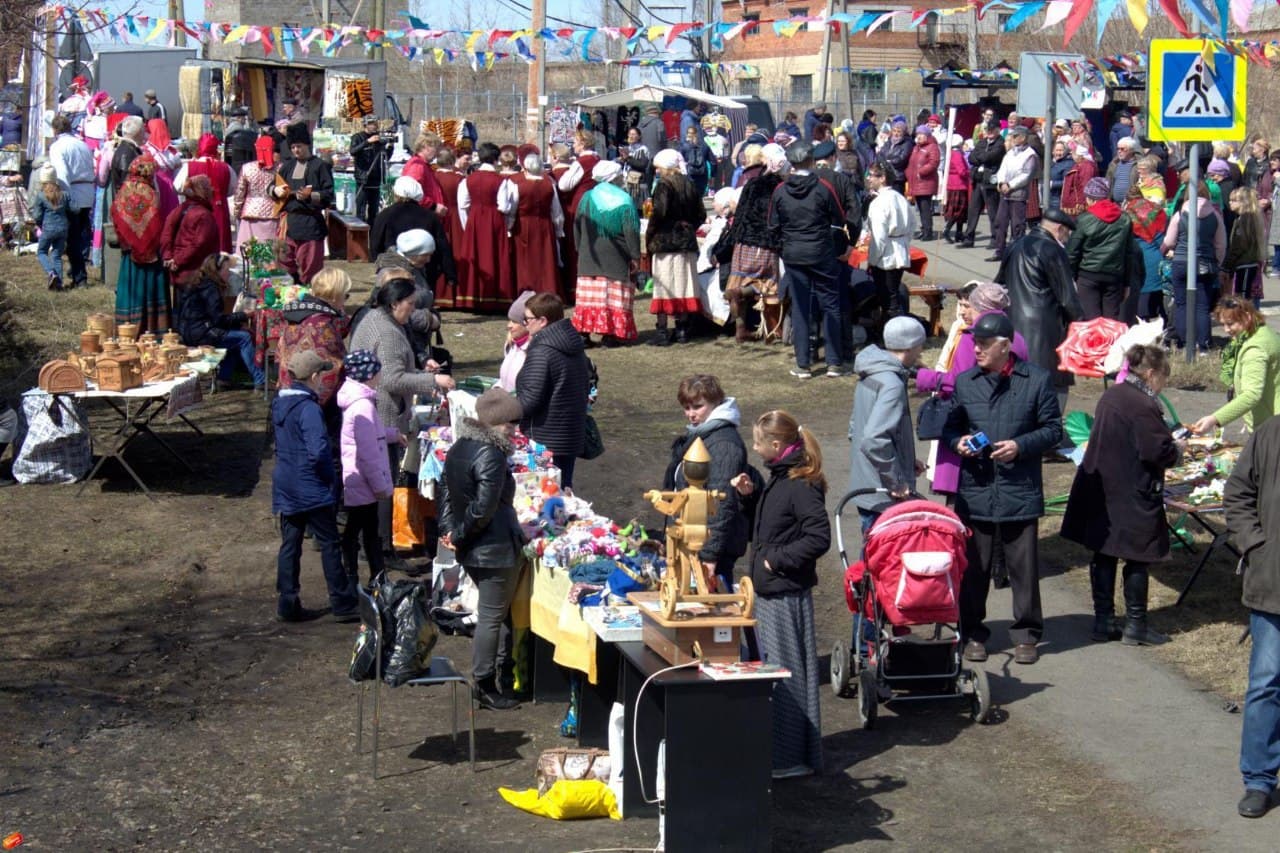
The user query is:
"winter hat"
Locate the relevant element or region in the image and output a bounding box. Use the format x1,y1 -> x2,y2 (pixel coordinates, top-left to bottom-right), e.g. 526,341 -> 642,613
284,122 -> 312,147
1207,158 -> 1231,176
288,350 -> 333,381
37,164 -> 56,183
928,114 -> 942,124
1053,118 -> 1070,129
1084,177 -> 1111,199
396,228 -> 435,257
343,349 -> 382,382
883,316 -> 926,351
949,132 -> 964,148
810,139 -> 835,160
474,386 -> 524,427
508,290 -> 535,324
969,282 -> 1010,313
392,175 -> 424,201
914,124 -> 931,137
970,312 -> 1015,340
591,159 -> 623,183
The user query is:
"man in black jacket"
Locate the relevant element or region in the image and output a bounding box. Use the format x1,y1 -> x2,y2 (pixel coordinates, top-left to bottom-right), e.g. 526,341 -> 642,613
813,139 -> 864,368
515,293 -> 591,489
350,115 -> 390,224
1225,416 -> 1280,818
768,141 -> 850,379
943,312 -> 1063,666
957,121 -> 1005,249
222,107 -> 258,173
273,123 -> 333,285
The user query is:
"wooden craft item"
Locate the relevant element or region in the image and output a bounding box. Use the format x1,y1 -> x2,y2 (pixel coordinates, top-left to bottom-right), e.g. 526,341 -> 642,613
143,362 -> 166,383
627,592 -> 753,666
160,344 -> 188,379
117,322 -> 139,342
37,359 -> 88,394
86,312 -> 115,341
96,352 -> 143,392
162,331 -> 182,347
80,331 -> 101,355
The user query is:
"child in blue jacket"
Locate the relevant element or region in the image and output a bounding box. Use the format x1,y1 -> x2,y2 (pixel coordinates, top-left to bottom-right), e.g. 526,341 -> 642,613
28,165 -> 70,291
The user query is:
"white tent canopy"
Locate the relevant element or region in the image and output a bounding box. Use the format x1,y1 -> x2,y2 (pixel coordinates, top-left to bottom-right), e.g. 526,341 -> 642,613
572,83 -> 748,144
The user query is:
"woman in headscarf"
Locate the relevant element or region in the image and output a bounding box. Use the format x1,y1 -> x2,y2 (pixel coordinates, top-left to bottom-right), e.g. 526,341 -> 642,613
1122,162 -> 1170,322
161,174 -> 220,290
571,160 -> 641,347
646,148 -> 706,346
555,130 -> 601,291
233,135 -> 284,250
144,117 -> 181,220
176,133 -> 235,252
1060,143 -> 1097,217
503,151 -> 565,299
110,154 -> 170,332
721,143 -> 785,343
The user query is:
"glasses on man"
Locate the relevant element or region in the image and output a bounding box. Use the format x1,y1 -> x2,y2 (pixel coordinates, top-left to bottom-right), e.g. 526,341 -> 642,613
524,314 -> 538,322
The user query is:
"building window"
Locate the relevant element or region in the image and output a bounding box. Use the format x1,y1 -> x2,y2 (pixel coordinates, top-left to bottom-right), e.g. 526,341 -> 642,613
995,12 -> 1019,31
790,74 -> 813,103
849,71 -> 886,102
738,78 -> 760,97
861,7 -> 910,32
742,13 -> 760,38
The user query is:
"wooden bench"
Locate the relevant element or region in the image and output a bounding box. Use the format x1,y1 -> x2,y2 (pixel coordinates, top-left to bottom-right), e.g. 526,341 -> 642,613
327,213 -> 371,262
909,283 -> 953,338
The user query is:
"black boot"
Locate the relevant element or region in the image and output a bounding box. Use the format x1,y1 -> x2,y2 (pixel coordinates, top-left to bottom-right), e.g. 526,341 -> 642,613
673,316 -> 690,344
1088,555 -> 1122,642
942,225 -> 954,243
474,676 -> 520,710
1121,564 -> 1168,646
648,315 -> 672,347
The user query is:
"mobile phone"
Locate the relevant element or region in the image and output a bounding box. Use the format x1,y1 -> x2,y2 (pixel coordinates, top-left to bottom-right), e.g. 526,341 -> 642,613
1172,426 -> 1191,440
964,431 -> 991,454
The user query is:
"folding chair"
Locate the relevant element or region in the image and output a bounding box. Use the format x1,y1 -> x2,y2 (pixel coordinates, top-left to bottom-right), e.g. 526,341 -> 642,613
352,585 -> 476,779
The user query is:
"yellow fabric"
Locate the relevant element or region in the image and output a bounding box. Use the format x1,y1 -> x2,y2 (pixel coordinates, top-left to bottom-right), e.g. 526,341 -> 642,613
247,67 -> 269,123
529,558 -> 598,684
509,557 -> 532,630
498,781 -> 621,821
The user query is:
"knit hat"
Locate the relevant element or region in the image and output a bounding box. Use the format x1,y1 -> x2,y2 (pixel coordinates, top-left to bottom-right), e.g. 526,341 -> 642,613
396,229 -> 435,257
284,122 -> 311,147
392,175 -> 424,201
1084,177 -> 1111,199
928,114 -> 942,124
474,386 -> 524,427
883,316 -> 926,351
969,282 -> 1010,313
288,350 -> 332,381
508,290 -> 535,324
1053,118 -> 1069,129
914,124 -> 931,137
343,349 -> 382,382
591,159 -> 623,183
1207,158 -> 1231,176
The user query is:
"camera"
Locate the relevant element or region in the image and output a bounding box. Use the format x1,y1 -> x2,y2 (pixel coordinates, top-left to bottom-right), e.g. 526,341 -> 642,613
964,431 -> 991,455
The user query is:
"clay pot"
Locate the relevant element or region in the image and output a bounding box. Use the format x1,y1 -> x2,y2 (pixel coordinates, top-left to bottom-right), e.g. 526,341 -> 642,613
80,331 -> 101,355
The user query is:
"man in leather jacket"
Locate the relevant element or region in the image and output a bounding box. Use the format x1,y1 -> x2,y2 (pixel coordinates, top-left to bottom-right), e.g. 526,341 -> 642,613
957,122 -> 1005,248
995,208 -> 1083,412
350,115 -> 390,223
222,107 -> 258,173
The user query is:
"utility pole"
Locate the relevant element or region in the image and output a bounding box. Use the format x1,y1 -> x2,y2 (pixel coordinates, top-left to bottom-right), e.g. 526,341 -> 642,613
371,0 -> 384,60
170,0 -> 186,47
967,6 -> 978,70
816,0 -> 835,105
525,0 -> 546,143
838,0 -> 851,117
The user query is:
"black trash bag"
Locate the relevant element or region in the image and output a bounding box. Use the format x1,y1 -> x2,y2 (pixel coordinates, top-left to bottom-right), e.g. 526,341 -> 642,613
379,576 -> 439,687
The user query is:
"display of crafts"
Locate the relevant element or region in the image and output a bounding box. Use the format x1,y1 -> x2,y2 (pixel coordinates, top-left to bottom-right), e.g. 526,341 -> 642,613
1166,442 -> 1239,506
259,279 -> 308,309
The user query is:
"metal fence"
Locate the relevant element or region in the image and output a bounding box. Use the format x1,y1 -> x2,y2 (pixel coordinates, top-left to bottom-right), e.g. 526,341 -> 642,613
756,91 -> 938,132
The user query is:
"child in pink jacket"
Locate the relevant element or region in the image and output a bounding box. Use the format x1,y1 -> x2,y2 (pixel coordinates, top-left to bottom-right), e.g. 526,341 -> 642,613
338,349 -> 404,586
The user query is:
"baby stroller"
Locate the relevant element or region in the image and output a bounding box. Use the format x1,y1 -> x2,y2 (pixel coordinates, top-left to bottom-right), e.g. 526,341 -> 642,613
830,489 -> 992,727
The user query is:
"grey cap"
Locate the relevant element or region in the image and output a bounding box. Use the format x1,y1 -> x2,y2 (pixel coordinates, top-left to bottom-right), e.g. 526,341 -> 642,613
144,89 -> 157,98
785,140 -> 814,166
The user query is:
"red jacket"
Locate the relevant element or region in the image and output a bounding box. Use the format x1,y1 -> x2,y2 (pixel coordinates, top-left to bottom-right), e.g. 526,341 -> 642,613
160,197 -> 219,285
905,137 -> 941,197
1061,159 -> 1098,216
946,149 -> 970,192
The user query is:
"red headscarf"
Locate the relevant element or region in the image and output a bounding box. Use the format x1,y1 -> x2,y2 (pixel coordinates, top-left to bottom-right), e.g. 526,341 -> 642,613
254,135 -> 276,169
146,118 -> 171,150
196,132 -> 219,159
111,154 -> 162,263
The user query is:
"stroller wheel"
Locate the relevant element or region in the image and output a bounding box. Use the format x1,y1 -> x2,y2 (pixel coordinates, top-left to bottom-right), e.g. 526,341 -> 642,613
968,666 -> 992,724
857,668 -> 878,730
830,639 -> 851,697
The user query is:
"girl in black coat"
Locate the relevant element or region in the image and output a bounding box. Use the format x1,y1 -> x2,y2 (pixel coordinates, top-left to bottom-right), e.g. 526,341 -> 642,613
732,410 -> 830,778
1061,345 -> 1183,646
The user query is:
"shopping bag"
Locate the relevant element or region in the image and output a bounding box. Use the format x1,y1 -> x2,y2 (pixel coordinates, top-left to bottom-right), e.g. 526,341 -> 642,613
916,394 -> 955,441
380,577 -> 438,686
391,468 -> 432,550
579,415 -> 604,460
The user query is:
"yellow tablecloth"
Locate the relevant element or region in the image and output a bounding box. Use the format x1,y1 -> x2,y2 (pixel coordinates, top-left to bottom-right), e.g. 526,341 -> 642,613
528,558 -> 599,684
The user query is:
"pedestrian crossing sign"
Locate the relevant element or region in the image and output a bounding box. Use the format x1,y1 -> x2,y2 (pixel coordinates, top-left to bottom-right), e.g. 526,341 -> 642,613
1147,39 -> 1246,142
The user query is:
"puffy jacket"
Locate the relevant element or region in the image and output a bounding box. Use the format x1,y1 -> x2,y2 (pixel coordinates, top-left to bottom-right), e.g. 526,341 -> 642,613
271,386 -> 338,515
437,418 -> 526,569
946,149 -> 970,192
662,398 -> 752,569
866,187 -> 912,271
1212,325 -> 1280,432
1066,200 -> 1133,279
995,225 -> 1083,389
646,173 -> 705,254
745,448 -> 831,596
905,136 -> 941,197
767,171 -> 843,268
941,358 -> 1063,523
175,276 -> 246,347
849,346 -> 916,511
337,377 -> 397,507
1225,416 -> 1280,615
877,136 -> 913,188
515,318 -> 590,457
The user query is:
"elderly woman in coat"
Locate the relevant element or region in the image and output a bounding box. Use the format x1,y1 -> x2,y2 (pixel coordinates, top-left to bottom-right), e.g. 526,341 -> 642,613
1062,344 -> 1183,646
646,148 -> 706,345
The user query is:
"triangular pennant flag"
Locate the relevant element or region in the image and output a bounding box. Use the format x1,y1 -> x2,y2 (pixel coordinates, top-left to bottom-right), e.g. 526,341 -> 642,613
1125,0 -> 1148,33
1157,0 -> 1193,37
404,13 -> 429,30
1215,0 -> 1230,36
1002,1 -> 1043,32
866,11 -> 898,33
1061,0 -> 1094,47
1040,1 -> 1072,31
1094,0 -> 1119,44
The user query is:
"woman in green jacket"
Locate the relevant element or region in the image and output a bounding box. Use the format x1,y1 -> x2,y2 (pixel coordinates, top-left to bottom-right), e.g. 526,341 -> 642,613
1192,297 -> 1280,435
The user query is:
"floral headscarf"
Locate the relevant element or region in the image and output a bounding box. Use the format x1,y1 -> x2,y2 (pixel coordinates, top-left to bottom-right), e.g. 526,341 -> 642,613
111,154 -> 162,263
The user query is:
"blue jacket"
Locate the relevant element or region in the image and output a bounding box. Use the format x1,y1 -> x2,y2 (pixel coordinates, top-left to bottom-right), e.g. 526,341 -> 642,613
271,386 -> 337,514
29,190 -> 69,239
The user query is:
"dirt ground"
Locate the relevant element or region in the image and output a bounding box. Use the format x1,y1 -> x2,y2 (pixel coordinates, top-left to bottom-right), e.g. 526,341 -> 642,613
0,251 -> 1245,851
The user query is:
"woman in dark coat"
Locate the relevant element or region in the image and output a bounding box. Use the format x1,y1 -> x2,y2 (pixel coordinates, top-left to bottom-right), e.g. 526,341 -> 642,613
439,386 -> 527,711
160,174 -> 220,289
175,252 -> 263,389
1061,344 -> 1183,646
731,410 -> 830,779
722,146 -> 784,342
647,148 -> 707,345
663,375 -> 751,593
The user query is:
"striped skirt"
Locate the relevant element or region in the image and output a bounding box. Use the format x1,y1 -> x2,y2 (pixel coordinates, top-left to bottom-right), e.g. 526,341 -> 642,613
754,589 -> 823,774
725,243 -> 780,302
944,189 -> 970,222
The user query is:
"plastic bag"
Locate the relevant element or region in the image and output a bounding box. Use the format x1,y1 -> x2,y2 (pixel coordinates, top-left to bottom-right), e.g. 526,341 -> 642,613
374,575 -> 438,686
498,780 -> 622,821
535,748 -> 612,796
392,479 -> 430,550
579,414 -> 604,460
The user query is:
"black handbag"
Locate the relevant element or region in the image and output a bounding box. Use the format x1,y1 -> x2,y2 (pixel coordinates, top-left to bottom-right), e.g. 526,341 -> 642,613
916,394 -> 955,441
580,414 -> 605,460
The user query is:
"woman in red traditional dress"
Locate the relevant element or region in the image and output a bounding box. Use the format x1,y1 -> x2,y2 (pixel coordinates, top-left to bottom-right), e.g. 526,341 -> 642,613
144,118 -> 181,221
433,147 -> 467,307
456,142 -> 516,311
503,151 -> 564,298
555,130 -> 600,294
176,133 -> 235,253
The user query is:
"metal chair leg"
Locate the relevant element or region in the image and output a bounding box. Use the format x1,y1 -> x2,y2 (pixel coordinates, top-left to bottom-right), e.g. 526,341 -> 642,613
451,681 -> 459,747
468,690 -> 476,771
372,670 -> 381,779
356,683 -> 364,753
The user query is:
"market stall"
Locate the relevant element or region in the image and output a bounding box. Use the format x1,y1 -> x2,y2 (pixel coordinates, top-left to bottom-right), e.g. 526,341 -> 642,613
1164,438 -> 1244,605
571,83 -> 751,149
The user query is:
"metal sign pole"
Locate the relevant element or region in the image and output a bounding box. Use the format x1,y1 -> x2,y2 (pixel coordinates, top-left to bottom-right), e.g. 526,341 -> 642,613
1186,143 -> 1200,363
1042,67 -> 1055,212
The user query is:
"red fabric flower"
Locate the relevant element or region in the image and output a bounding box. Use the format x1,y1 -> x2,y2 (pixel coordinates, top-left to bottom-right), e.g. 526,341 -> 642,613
1056,317 -> 1128,377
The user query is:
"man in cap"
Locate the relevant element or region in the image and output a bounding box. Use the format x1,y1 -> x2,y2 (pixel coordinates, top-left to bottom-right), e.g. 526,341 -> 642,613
223,107 -> 258,173
271,349 -> 360,624
1109,108 -> 1134,158
767,140 -> 850,379
638,104 -> 666,156
987,124 -> 1039,262
1067,177 -> 1134,320
849,315 -> 927,531
958,120 -> 1006,249
143,89 -> 166,122
350,115 -> 390,223
995,207 -> 1082,416
273,123 -> 333,285
943,311 -> 1063,665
